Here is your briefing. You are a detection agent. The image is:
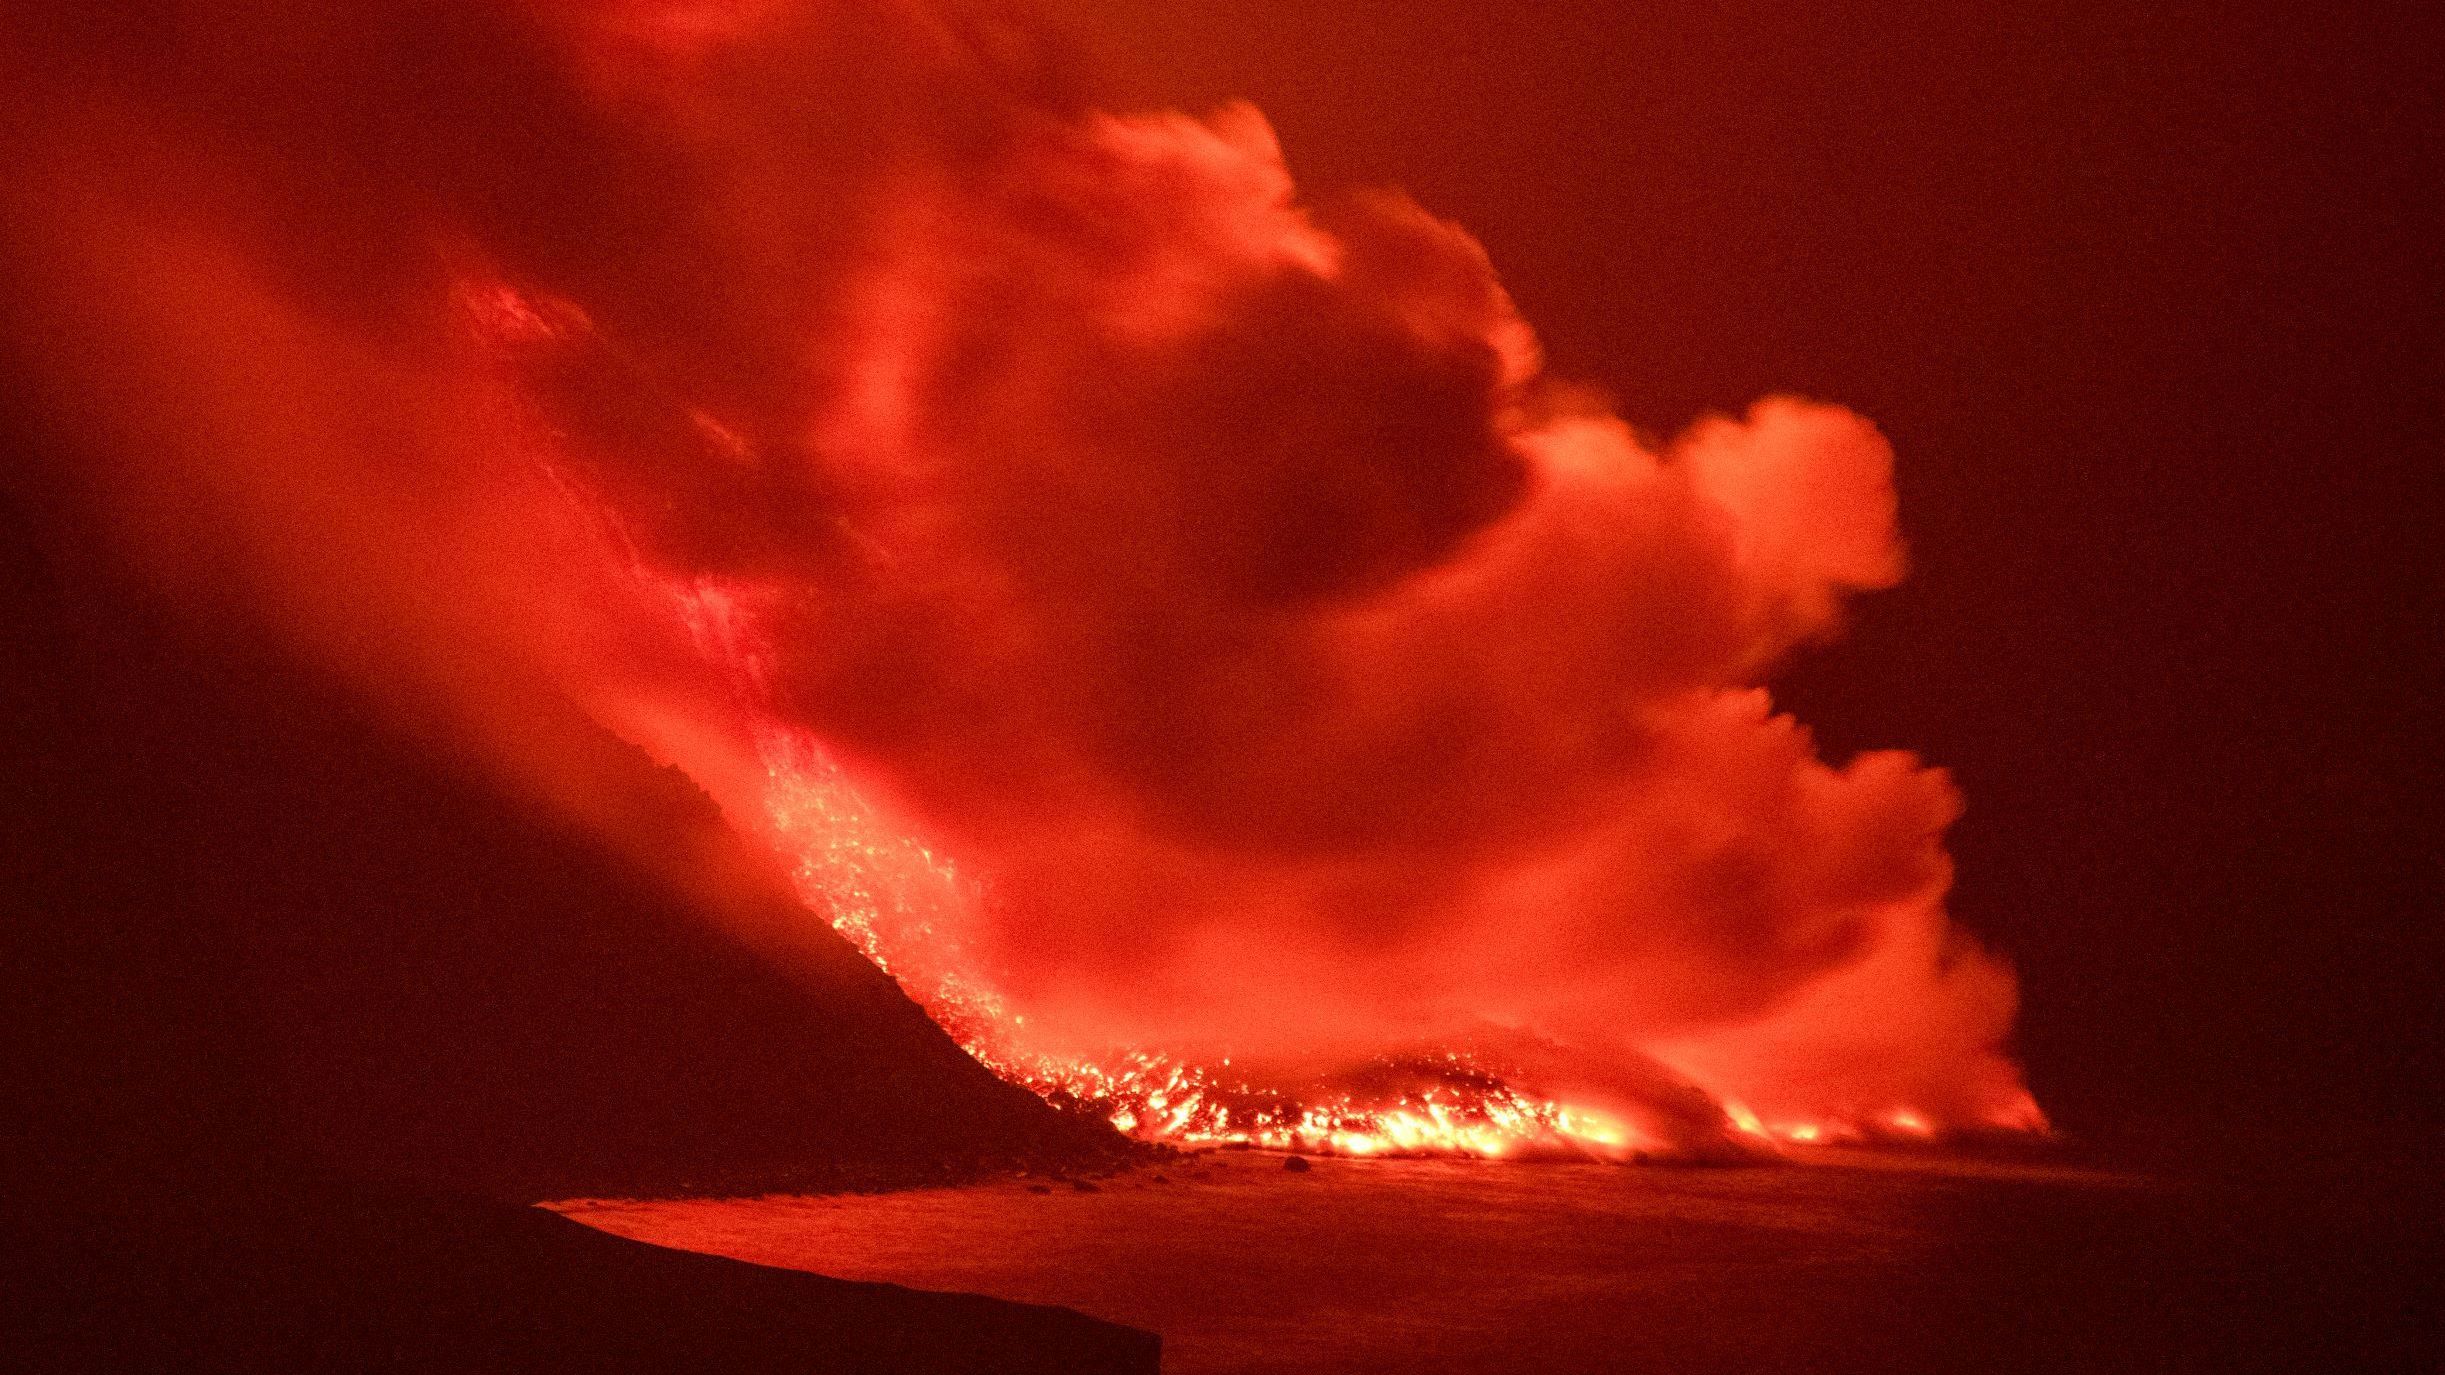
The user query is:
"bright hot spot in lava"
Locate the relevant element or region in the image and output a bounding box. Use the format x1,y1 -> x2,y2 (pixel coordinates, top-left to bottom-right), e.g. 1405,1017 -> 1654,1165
747,712 -> 2017,1162
761,722 -> 1662,1160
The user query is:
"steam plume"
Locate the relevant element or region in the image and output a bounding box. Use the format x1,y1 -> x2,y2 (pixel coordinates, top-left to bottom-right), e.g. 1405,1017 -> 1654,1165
0,0 -> 2039,1151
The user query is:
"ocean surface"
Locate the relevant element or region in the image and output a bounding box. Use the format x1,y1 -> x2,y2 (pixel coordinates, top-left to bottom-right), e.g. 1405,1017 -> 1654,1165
554,1147 -> 2420,1373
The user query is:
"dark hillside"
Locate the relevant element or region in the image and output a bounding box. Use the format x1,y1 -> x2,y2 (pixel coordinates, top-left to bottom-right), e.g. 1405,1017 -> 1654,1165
0,421 -> 1151,1368
1,457 -> 1126,1201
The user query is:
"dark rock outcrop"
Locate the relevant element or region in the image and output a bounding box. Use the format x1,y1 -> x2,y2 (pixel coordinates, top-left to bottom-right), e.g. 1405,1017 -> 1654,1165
16,1170 -> 1159,1373
0,422 -> 1149,1368
0,459 -> 1127,1201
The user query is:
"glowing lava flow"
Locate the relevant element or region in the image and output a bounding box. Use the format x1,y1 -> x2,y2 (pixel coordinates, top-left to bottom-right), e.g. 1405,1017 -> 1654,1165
752,711 -> 2021,1161
631,574 -> 1659,1158
651,576 -> 1998,1160
753,722 -> 1659,1159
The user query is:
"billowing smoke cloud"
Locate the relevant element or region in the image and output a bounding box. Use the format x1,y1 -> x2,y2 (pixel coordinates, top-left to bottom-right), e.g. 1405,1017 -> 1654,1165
0,1 -> 2037,1146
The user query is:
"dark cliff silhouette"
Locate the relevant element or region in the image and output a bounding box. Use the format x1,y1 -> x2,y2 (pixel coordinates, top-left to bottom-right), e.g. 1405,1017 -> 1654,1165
0,418 -> 1154,1368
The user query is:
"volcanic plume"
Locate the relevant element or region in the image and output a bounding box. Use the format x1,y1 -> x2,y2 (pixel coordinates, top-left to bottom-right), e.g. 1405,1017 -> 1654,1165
0,1 -> 2039,1158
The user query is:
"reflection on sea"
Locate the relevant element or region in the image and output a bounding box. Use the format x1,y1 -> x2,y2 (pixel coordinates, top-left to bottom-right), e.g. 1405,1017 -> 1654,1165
555,1148 -> 2390,1374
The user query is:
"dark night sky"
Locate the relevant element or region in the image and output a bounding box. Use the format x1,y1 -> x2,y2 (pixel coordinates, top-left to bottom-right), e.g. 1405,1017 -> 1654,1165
1074,0 -> 2440,1144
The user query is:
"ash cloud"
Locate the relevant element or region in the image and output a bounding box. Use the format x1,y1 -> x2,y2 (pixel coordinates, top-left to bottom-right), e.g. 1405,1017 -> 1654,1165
0,1 -> 2037,1136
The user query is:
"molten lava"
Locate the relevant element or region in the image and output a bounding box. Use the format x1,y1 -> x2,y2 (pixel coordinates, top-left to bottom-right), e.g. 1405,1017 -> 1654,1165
655,607 -> 1651,1160
760,722 -> 1664,1159
761,722 -> 2043,1159
702,643 -> 2036,1159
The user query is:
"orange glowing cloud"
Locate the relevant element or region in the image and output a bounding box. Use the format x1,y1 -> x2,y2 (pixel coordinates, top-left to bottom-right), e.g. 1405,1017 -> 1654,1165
0,0 -> 2040,1158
